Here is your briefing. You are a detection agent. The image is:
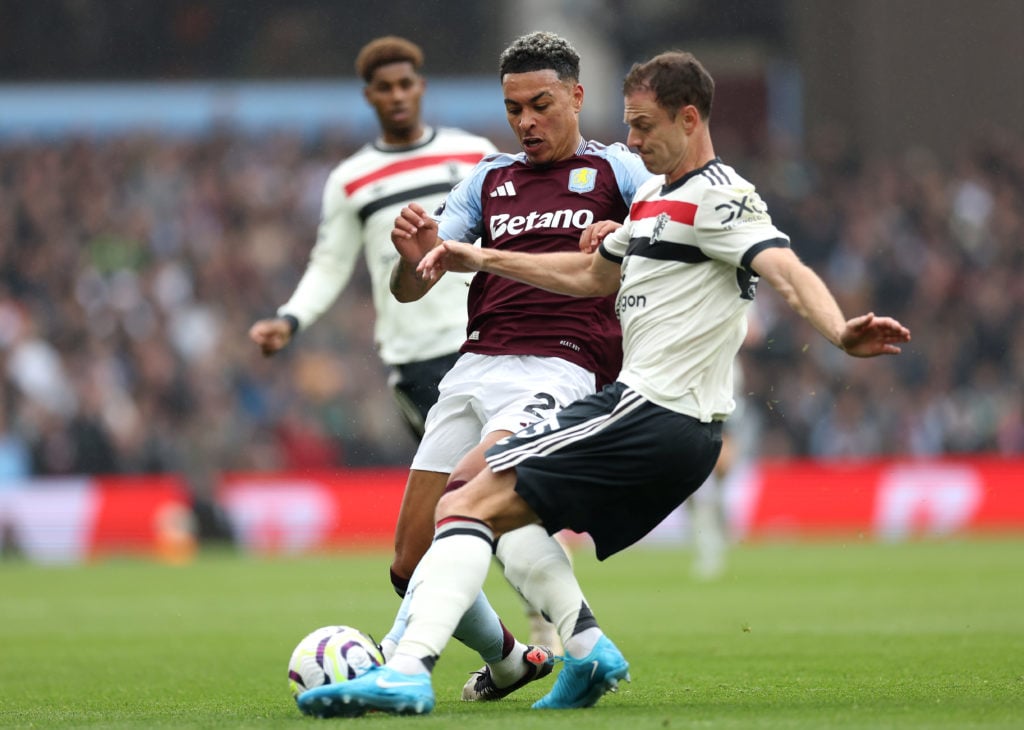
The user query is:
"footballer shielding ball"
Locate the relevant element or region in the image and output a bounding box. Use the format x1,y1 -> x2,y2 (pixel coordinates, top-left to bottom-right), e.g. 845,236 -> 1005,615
287,625 -> 384,698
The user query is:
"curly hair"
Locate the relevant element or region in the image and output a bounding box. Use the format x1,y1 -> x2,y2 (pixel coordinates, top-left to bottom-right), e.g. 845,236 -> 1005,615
355,36 -> 424,83
498,31 -> 580,82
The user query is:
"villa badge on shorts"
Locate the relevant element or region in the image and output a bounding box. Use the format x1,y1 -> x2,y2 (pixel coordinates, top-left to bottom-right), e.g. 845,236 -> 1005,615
568,167 -> 597,193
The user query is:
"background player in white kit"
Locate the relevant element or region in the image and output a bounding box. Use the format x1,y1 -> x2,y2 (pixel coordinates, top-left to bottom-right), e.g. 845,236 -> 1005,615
248,36 -> 496,438
295,49 -> 910,717
687,309 -> 762,579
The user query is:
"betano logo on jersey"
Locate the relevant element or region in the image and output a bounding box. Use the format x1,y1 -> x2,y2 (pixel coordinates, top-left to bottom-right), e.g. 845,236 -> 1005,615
488,209 -> 595,239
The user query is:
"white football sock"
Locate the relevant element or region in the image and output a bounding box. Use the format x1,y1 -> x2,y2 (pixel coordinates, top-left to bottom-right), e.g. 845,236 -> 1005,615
393,519 -> 494,663
497,524 -> 599,658
381,569 -> 508,665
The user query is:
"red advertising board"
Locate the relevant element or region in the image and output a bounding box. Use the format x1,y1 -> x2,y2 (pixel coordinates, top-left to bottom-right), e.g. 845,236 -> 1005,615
1,458 -> 1021,562
216,469 -> 407,553
741,457 -> 1024,538
0,475 -> 193,563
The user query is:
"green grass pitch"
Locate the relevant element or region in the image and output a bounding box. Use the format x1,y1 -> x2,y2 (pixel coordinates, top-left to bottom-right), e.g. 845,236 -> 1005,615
2,537 -> 1022,728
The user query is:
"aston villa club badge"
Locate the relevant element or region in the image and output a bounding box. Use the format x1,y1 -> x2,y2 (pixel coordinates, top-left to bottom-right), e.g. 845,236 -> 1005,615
568,167 -> 597,193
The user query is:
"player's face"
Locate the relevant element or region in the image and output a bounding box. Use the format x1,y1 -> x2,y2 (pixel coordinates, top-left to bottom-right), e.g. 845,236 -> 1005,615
624,89 -> 687,179
364,62 -> 425,144
502,69 -> 583,166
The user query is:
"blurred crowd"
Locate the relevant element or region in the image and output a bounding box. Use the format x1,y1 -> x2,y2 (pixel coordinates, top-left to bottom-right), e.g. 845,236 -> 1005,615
0,129 -> 419,491
0,123 -> 1021,487
740,123 -> 1024,459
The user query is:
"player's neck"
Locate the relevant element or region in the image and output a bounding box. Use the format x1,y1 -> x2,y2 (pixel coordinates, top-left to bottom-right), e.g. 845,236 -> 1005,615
532,135 -> 584,167
666,139 -> 715,185
379,124 -> 430,148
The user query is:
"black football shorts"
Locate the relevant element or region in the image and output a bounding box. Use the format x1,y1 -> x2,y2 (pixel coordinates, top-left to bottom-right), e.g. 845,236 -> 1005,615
486,382 -> 723,560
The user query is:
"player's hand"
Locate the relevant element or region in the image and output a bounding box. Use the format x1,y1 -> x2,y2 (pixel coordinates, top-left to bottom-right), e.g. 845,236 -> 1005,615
417,241 -> 483,279
579,220 -> 622,254
839,313 -> 911,357
391,203 -> 440,264
249,318 -> 292,357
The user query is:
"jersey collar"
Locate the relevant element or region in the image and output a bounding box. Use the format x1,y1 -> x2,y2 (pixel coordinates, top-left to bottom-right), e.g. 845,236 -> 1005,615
661,156 -> 722,195
374,126 -> 437,153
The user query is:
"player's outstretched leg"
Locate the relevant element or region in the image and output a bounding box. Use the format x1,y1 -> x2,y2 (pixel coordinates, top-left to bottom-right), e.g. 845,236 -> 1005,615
522,530 -> 574,653
462,644 -> 554,701
532,634 -> 630,710
299,515 -> 497,717
296,665 -> 434,717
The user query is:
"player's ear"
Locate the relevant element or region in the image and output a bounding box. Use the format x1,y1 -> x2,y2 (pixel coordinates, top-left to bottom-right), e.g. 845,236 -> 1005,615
572,83 -> 584,113
681,104 -> 700,131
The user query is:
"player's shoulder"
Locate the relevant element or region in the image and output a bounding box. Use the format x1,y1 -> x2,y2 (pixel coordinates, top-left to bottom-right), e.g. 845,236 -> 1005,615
445,152 -> 520,203
633,173 -> 665,200
433,126 -> 498,150
580,139 -> 641,165
686,159 -> 779,234
325,142 -> 378,180
467,150 -> 522,177
580,139 -> 653,186
437,151 -> 522,218
688,159 -> 756,196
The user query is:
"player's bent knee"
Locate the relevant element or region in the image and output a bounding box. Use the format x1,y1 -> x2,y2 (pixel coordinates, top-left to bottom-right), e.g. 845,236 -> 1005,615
442,478 -> 467,495
391,540 -> 431,581
435,490 -> 464,522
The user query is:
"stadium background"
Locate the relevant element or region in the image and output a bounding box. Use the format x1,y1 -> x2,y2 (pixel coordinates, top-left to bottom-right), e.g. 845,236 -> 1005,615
1,0 -> 1022,561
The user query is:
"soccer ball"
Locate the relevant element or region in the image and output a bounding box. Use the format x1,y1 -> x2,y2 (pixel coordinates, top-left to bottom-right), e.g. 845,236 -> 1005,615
287,625 -> 384,698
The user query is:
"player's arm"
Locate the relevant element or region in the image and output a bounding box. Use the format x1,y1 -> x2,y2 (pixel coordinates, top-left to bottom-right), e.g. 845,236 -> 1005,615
750,246 -> 910,357
251,174 -> 360,356
418,240 -> 620,298
579,220 -> 622,254
389,202 -> 444,303
249,316 -> 297,357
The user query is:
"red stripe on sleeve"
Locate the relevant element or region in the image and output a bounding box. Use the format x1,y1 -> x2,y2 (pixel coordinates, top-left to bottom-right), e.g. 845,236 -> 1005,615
344,152 -> 487,195
629,199 -> 698,225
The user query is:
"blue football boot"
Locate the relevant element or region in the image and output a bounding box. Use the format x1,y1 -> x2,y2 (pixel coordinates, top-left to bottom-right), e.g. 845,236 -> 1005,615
532,635 -> 629,710
297,665 -> 435,717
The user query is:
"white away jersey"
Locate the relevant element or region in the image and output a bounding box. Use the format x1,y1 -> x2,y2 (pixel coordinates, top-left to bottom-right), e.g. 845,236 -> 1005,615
599,158 -> 790,421
278,127 -> 497,365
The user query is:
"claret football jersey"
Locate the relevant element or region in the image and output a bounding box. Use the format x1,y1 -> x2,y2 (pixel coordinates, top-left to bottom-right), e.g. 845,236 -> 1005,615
437,139 -> 652,386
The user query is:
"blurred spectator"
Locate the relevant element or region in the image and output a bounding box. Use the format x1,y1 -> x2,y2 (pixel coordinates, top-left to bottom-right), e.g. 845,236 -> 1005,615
747,125 -> 1024,458
0,123 -> 1021,482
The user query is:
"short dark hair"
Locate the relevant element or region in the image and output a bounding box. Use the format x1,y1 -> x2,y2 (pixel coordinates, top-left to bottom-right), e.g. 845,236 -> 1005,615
498,31 -> 580,83
623,51 -> 714,120
355,36 -> 424,83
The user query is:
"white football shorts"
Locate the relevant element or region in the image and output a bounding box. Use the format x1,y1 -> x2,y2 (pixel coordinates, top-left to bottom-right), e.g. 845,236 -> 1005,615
411,352 -> 598,473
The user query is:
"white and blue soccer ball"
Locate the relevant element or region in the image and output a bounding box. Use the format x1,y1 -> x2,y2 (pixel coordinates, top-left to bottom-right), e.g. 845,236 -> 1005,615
287,625 -> 384,698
